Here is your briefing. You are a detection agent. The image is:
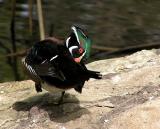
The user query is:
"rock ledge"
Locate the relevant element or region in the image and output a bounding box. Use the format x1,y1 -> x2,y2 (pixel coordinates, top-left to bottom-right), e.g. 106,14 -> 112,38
1,49 -> 160,129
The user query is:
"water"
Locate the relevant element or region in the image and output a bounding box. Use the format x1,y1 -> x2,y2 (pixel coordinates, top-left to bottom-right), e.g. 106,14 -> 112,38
0,0 -> 160,82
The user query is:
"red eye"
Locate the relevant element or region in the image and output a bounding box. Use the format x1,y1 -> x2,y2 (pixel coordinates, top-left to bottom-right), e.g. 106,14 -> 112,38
79,48 -> 83,54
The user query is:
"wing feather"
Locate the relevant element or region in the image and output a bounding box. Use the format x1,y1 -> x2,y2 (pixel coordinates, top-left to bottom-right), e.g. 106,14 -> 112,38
24,40 -> 66,82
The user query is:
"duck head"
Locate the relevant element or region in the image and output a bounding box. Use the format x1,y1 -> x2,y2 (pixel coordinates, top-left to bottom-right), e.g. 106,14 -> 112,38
65,26 -> 91,63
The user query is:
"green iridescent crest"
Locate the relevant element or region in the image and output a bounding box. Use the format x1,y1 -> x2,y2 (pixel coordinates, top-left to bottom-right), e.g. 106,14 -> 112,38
75,27 -> 92,59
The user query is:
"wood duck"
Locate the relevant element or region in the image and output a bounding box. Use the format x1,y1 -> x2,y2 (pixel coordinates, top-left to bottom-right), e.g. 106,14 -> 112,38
22,26 -> 102,104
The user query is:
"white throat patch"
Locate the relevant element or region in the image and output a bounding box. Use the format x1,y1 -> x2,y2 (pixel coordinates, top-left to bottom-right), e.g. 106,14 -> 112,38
71,26 -> 80,44
69,46 -> 78,55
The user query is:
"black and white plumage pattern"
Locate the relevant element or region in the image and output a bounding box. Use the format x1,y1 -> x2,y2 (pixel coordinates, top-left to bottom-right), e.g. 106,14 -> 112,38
22,38 -> 102,94
65,28 -> 86,61
23,59 -> 37,76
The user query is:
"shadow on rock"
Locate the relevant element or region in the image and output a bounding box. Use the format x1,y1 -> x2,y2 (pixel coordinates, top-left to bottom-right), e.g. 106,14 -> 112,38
12,92 -> 90,123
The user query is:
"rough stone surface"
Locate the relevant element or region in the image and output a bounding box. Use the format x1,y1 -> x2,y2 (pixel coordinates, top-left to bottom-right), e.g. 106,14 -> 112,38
1,49 -> 160,129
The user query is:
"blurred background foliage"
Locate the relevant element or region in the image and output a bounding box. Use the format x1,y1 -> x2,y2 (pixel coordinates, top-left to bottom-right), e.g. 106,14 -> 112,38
0,0 -> 160,82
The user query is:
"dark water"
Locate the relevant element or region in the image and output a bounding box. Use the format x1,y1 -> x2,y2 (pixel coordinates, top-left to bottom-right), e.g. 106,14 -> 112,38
0,0 -> 160,82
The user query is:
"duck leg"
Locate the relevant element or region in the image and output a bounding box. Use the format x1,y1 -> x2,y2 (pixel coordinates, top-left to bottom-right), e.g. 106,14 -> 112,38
35,83 -> 42,92
57,91 -> 65,104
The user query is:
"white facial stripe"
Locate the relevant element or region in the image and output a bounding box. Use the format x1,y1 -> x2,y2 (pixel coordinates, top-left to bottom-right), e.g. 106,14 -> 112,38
81,31 -> 86,37
50,55 -> 58,61
69,46 -> 78,55
71,26 -> 80,44
66,37 -> 71,48
82,50 -> 86,57
74,50 -> 86,62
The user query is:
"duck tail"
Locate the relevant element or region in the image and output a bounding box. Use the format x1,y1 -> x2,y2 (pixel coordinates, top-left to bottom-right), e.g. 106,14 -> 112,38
87,70 -> 102,79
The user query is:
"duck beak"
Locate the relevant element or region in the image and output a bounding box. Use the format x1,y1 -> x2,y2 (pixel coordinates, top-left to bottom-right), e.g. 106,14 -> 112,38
74,56 -> 82,63
74,50 -> 86,63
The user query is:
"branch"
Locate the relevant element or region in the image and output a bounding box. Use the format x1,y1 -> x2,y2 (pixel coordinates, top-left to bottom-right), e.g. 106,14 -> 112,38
28,0 -> 33,34
92,45 -> 119,51
94,43 -> 160,59
36,0 -> 45,40
0,49 -> 29,58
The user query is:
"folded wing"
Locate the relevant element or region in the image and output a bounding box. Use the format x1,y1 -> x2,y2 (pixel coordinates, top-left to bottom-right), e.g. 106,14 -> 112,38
24,40 -> 66,82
